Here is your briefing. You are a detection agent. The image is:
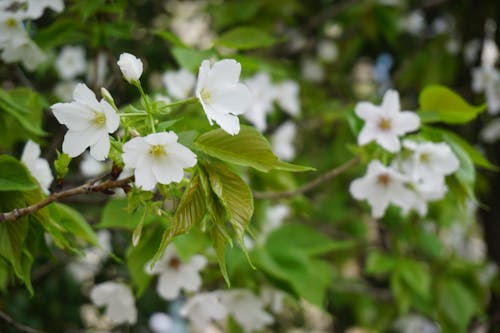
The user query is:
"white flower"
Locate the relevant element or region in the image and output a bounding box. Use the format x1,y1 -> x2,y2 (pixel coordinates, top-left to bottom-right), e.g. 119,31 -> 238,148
274,80 -> 300,117
260,286 -> 286,314
243,72 -> 276,131
122,132 -> 197,191
145,245 -> 206,300
301,58 -> 324,83
394,314 -> 439,333
149,313 -> 173,333
55,46 -> 86,80
51,83 -> 119,160
195,59 -> 252,135
471,66 -> 500,93
80,152 -> 110,177
355,89 -> 420,152
23,0 -> 64,19
480,118 -> 500,143
54,80 -> 79,102
1,39 -> 46,71
257,204 -> 290,245
163,68 -> 196,100
463,39 -> 481,65
117,52 -> 143,83
21,140 -> 53,194
271,121 -> 297,161
180,292 -> 227,330
481,38 -> 499,68
401,140 -> 459,184
87,51 -> 108,87
399,10 -> 425,36
0,12 -> 27,48
409,180 -> 448,217
219,289 -> 273,333
486,81 -> 500,114
317,40 -> 338,63
68,230 -> 111,282
90,281 -> 137,326
350,160 -> 415,218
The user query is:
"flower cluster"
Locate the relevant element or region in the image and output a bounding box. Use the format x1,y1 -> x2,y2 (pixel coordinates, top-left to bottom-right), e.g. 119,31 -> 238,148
350,90 -> 459,218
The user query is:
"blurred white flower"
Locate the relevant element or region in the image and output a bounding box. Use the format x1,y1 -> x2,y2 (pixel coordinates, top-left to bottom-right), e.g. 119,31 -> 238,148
180,292 -> 227,330
243,72 -> 276,131
301,58 -> 324,83
350,160 -> 415,218
394,313 -> 439,333
219,289 -> 273,333
399,10 -> 425,36
122,132 -> 196,191
471,67 -> 500,93
168,1 -> 214,49
88,51 -> 108,87
196,59 -> 252,135
260,286 -> 286,313
68,230 -> 111,282
51,83 -> 119,160
401,140 -> 459,184
149,313 -> 173,333
80,152 -> 110,177
257,204 -> 290,244
54,80 -> 79,102
480,118 -> 500,143
271,121 -> 297,161
117,52 -> 143,83
23,0 -> 64,19
486,82 -> 500,114
90,281 -> 137,326
55,46 -> 87,80
0,12 -> 27,48
163,68 -> 196,100
445,38 -> 461,55
317,40 -> 338,63
408,180 -> 448,217
356,90 -> 420,152
275,80 -> 300,117
21,140 -> 53,194
481,38 -> 499,68
464,39 -> 481,65
146,245 -> 206,300
1,39 -> 46,71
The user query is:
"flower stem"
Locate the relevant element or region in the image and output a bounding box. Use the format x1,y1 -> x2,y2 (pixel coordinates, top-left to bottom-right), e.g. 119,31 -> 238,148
134,81 -> 151,112
119,112 -> 147,117
162,96 -> 199,108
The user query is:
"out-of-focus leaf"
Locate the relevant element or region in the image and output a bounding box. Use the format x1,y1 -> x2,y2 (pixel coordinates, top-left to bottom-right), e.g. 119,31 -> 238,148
0,156 -> 38,192
216,26 -> 276,50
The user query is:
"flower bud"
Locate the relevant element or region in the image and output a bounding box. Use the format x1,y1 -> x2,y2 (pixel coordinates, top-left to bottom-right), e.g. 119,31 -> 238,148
117,52 -> 143,83
101,87 -> 115,105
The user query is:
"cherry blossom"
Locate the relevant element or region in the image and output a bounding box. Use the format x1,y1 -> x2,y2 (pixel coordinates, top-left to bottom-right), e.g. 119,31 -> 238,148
145,245 -> 206,300
356,89 -> 420,152
117,52 -> 143,83
55,46 -> 86,80
21,140 -> 53,194
271,121 -> 297,161
122,131 -> 197,191
180,292 -> 227,330
195,59 -> 252,135
163,68 -> 196,100
51,83 -> 119,160
89,281 -> 137,325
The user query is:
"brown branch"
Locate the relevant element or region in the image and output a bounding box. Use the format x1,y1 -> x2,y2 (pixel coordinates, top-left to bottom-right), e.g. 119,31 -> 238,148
0,176 -> 133,223
253,156 -> 361,200
0,310 -> 47,333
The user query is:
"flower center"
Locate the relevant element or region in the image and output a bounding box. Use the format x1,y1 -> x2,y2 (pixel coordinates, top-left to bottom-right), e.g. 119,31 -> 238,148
167,256 -> 181,270
378,118 -> 392,131
200,89 -> 212,103
419,152 -> 430,163
6,18 -> 17,29
93,112 -> 106,126
149,144 -> 166,158
377,173 -> 391,187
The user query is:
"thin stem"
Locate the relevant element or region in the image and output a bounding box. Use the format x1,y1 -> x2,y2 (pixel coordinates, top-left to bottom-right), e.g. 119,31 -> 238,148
0,176 -> 134,223
253,156 -> 361,200
162,96 -> 199,108
149,114 -> 156,133
134,81 -> 151,112
0,310 -> 47,333
119,112 -> 147,117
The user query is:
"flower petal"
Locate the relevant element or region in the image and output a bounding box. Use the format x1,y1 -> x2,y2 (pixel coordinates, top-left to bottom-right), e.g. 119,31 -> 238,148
62,129 -> 98,157
100,100 -> 120,133
355,102 -> 381,122
195,60 -> 211,97
51,102 -> 94,131
122,137 -> 148,169
73,83 -> 100,110
381,89 -> 400,114
208,59 -> 241,89
392,111 -> 420,135
204,107 -> 240,135
211,83 -> 252,116
152,157 -> 184,184
89,131 -> 110,161
134,160 -> 157,191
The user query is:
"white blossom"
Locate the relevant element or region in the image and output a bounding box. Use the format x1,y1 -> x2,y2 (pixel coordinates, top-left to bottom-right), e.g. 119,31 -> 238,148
196,59 -> 252,135
54,80 -> 79,102
180,292 -> 227,330
401,140 -> 459,184
408,180 -> 448,217
301,58 -> 324,83
122,132 -> 197,191
243,72 -> 276,131
350,160 -> 415,218
464,39 -> 481,65
355,89 -> 420,152
274,80 -> 300,117
21,140 -> 53,194
271,121 -> 297,161
80,152 -> 110,177
399,10 -> 425,36
486,81 -> 500,114
90,281 -> 137,326
257,204 -> 290,244
163,68 -> 196,100
394,314 -> 439,333
23,0 -> 64,19
87,51 -> 108,87
68,230 -> 111,282
260,286 -> 286,314
480,118 -> 500,143
0,12 -> 27,48
117,52 -> 143,83
471,66 -> 500,93
51,83 -> 119,160
1,39 -> 46,71
56,46 -> 87,80
146,245 -> 206,300
317,40 -> 338,63
149,313 -> 173,333
219,289 -> 273,333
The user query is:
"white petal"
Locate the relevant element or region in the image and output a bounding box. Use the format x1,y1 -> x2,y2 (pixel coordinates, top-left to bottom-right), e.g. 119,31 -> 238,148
355,102 -> 381,122
62,129 -> 97,157
21,140 -> 41,162
358,125 -> 377,146
122,137 -> 149,169
381,89 -> 400,114
205,108 -> 240,135
168,143 -> 197,168
51,102 -> 94,131
349,178 -> 370,200
89,131 -> 110,161
195,60 -> 211,97
157,271 -> 182,300
100,100 -> 120,133
393,111 -> 420,134
134,160 -> 157,191
73,83 -> 100,110
152,158 -> 184,184
145,132 -> 178,146
211,83 -> 252,116
208,59 -> 241,89
376,132 -> 401,152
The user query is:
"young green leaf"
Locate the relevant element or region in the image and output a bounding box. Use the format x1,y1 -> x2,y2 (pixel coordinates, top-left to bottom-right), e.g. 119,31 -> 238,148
54,151 -> 72,179
216,26 -> 276,50
0,155 -> 38,192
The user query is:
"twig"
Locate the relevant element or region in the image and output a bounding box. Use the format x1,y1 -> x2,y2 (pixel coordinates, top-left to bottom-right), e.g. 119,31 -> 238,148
0,176 -> 133,223
0,310 -> 47,333
253,156 -> 361,200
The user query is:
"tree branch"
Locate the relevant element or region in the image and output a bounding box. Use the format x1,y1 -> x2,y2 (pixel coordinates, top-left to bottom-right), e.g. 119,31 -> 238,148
253,156 -> 361,200
0,310 -> 47,333
0,177 -> 133,223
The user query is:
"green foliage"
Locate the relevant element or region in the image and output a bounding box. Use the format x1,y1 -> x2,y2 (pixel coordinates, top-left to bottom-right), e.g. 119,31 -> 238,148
171,47 -> 216,71
98,198 -> 156,230
418,85 -> 486,124
0,156 -> 38,192
195,126 -> 314,172
216,26 -> 276,50
48,203 -> 98,246
53,152 -> 72,179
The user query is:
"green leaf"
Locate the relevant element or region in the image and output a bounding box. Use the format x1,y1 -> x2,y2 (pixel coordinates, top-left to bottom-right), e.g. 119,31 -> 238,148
0,217 -> 28,280
49,203 -> 99,246
418,85 -> 485,124
216,26 -> 276,50
437,278 -> 478,332
210,201 -> 232,286
97,198 -> 156,230
365,251 -> 397,275
153,30 -> 186,47
54,151 -> 72,179
397,259 -> 431,301
195,126 -> 314,172
0,155 -> 38,192
171,47 -> 216,71
0,88 -> 47,137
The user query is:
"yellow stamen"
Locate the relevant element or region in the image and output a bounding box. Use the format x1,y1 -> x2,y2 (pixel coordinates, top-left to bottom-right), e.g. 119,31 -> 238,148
6,18 -> 17,29
168,256 -> 181,270
419,153 -> 430,163
93,113 -> 106,126
377,173 -> 391,186
378,118 -> 392,131
200,89 -> 211,103
150,144 -> 166,157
